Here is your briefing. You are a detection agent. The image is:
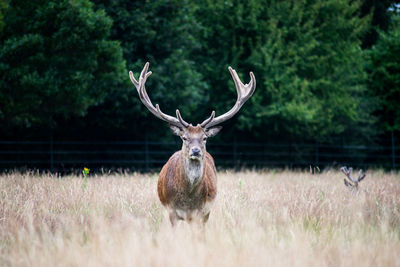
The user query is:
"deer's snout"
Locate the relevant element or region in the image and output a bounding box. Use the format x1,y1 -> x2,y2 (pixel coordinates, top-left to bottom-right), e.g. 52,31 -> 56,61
190,147 -> 202,158
192,147 -> 201,155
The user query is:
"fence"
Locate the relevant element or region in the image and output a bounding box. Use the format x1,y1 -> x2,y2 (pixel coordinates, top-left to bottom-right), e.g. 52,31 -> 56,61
0,139 -> 398,172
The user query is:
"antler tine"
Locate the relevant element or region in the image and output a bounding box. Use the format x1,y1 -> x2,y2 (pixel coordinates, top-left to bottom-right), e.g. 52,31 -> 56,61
340,166 -> 348,174
230,67 -> 243,100
341,166 -> 357,189
201,66 -> 256,128
176,109 -> 189,128
348,167 -> 354,181
200,111 -> 215,127
129,62 -> 188,128
349,167 -> 357,183
357,169 -> 366,182
341,166 -> 357,183
344,179 -> 352,188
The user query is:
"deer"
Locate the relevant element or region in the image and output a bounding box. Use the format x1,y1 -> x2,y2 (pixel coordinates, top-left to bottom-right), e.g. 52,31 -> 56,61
129,62 -> 256,225
341,166 -> 366,191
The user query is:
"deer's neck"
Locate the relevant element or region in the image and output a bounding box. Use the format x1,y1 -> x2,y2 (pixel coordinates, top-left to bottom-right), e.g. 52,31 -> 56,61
182,155 -> 204,189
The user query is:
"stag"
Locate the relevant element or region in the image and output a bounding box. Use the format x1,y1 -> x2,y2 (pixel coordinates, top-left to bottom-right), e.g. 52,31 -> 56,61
129,62 -> 256,225
341,166 -> 366,190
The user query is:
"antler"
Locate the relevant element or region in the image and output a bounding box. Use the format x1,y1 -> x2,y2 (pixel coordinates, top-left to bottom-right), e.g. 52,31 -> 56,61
129,62 -> 189,128
201,66 -> 256,128
341,166 -> 366,189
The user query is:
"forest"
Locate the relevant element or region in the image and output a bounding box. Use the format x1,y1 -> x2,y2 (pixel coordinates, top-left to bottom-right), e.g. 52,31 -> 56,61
0,0 -> 399,169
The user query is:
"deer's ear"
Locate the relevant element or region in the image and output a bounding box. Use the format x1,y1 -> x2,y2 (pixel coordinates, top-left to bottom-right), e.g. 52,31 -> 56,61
169,125 -> 183,136
206,126 -> 222,137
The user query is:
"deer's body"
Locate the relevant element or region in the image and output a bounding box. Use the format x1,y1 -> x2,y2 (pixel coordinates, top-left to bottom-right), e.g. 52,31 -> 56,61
129,62 -> 255,225
158,150 -> 217,223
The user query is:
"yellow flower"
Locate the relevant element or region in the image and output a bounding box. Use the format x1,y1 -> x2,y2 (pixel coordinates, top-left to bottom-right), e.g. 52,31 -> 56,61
83,167 -> 90,174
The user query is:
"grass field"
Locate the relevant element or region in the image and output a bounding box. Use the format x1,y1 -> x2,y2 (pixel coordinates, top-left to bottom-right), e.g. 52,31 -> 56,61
1,169 -> 399,266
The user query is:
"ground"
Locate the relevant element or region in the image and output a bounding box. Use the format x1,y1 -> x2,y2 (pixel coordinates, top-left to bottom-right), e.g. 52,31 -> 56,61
0,169 -> 399,266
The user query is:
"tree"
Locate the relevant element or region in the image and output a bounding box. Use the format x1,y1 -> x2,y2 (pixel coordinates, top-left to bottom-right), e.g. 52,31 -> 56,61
0,0 -> 126,129
368,16 -> 400,133
359,0 -> 399,48
193,0 -> 374,142
87,0 -> 208,139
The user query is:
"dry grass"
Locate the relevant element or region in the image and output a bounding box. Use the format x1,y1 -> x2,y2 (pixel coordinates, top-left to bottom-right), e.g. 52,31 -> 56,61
1,169 -> 400,267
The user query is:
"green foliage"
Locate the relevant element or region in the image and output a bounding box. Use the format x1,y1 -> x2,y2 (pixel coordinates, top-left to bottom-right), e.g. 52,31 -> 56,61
88,0 -> 208,137
368,17 -> 400,132
194,0 -> 373,141
191,0 -> 266,134
359,0 -> 399,48
0,0 -> 391,144
0,0 -> 126,128
0,0 -> 7,32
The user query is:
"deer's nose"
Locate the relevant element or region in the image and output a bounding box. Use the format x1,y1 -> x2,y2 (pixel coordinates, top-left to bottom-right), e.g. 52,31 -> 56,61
192,147 -> 201,156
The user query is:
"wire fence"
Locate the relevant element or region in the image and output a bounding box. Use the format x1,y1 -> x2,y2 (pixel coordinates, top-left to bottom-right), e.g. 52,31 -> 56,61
0,139 -> 398,172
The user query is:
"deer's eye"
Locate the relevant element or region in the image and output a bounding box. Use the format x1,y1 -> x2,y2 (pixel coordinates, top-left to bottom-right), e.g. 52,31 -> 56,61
202,137 -> 207,141
182,137 -> 188,141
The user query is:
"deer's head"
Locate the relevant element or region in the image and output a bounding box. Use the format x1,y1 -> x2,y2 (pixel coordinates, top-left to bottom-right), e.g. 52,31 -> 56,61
129,62 -> 256,161
341,166 -> 366,190
169,124 -> 221,161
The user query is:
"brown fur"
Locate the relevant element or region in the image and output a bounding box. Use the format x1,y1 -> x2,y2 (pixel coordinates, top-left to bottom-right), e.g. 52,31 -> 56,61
158,150 -> 217,224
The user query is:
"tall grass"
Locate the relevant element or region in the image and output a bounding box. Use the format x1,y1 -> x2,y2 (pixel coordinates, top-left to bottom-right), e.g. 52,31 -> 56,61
0,170 -> 399,266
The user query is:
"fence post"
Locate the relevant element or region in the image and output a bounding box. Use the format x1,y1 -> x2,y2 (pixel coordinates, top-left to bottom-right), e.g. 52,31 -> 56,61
233,137 -> 237,169
145,134 -> 149,172
50,132 -> 54,172
392,131 -> 395,169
